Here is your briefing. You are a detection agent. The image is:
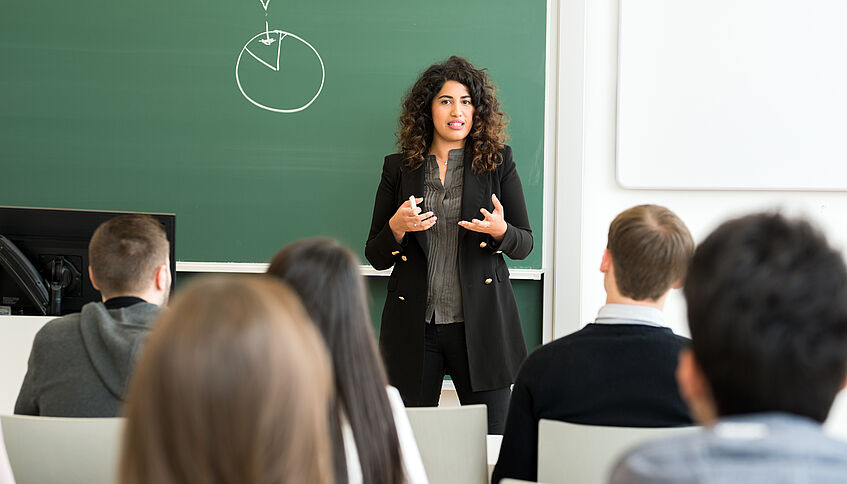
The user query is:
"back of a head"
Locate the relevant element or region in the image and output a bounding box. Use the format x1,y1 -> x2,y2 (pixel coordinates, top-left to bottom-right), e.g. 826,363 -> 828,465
607,205 -> 694,300
267,238 -> 403,484
88,214 -> 169,296
267,238 -> 373,359
685,213 -> 847,422
119,276 -> 334,484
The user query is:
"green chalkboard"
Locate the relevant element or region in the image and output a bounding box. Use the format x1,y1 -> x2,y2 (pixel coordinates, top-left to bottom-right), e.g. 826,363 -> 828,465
0,0 -> 546,268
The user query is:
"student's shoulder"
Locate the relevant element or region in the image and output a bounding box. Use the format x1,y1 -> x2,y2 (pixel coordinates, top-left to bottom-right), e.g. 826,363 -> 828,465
663,329 -> 691,347
626,325 -> 690,357
672,332 -> 691,345
29,312 -> 84,362
519,327 -> 594,374
610,431 -> 703,484
35,312 -> 83,342
386,385 -> 404,408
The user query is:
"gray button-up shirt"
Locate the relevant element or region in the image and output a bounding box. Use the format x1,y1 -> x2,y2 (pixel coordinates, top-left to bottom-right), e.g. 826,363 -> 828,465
423,149 -> 464,324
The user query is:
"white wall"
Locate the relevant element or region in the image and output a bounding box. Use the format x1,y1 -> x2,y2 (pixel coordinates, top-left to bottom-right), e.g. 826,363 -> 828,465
575,0 -> 847,334
556,0 -> 847,440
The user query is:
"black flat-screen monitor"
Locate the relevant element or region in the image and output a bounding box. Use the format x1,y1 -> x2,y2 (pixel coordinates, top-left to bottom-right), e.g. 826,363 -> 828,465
0,206 -> 175,316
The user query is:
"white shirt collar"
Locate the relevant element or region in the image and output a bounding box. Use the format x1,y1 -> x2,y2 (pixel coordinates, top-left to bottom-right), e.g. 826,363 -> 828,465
594,303 -> 665,328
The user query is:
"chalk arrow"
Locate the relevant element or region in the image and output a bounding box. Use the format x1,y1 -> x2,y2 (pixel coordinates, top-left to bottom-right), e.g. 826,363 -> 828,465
259,21 -> 275,45
259,0 -> 270,11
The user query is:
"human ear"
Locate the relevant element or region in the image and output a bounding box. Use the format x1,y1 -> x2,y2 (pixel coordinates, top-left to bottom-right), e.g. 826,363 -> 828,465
88,266 -> 100,291
155,264 -> 169,292
676,349 -> 698,402
600,249 -> 611,273
676,349 -> 717,425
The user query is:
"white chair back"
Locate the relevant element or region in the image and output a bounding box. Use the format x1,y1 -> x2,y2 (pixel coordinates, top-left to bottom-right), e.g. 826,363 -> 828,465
0,415 -> 124,484
406,404 -> 488,484
537,419 -> 697,484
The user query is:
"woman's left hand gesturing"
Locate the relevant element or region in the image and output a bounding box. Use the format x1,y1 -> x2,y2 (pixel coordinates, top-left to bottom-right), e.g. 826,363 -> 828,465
458,194 -> 507,242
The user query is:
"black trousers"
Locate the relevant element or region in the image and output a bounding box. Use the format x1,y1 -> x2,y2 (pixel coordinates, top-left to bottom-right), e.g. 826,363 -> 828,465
411,321 -> 510,435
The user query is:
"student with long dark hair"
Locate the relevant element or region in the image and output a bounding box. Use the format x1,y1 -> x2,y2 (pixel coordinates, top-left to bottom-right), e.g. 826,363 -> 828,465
118,276 -> 334,484
365,56 -> 533,434
268,238 -> 428,484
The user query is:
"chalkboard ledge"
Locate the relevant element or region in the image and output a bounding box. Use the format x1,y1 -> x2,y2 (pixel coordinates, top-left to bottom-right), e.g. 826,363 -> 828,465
176,262 -> 543,280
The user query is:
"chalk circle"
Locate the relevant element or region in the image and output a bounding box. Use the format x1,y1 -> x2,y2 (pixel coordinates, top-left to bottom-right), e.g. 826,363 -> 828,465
235,29 -> 325,113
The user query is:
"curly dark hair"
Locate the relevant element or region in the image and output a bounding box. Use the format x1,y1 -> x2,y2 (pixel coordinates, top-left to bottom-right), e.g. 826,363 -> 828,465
397,56 -> 507,173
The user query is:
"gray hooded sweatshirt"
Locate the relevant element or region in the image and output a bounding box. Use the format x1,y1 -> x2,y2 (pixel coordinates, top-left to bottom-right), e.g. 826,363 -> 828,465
14,299 -> 160,417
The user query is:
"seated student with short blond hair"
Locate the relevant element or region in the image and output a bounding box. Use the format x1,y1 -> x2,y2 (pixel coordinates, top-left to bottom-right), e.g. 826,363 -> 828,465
493,204 -> 694,484
15,214 -> 171,417
612,213 -> 847,483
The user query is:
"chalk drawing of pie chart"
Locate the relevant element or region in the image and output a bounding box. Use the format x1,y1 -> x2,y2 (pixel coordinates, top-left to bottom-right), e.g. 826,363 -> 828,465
235,30 -> 325,113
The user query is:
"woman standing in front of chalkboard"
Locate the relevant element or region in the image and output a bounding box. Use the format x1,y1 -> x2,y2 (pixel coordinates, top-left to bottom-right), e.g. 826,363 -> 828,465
365,56 -> 532,434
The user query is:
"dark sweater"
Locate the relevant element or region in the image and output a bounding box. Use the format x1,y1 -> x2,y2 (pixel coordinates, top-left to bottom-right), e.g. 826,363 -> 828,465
14,298 -> 159,417
491,323 -> 692,483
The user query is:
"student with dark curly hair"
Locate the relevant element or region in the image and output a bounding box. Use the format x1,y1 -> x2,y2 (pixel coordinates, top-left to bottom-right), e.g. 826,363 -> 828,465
366,56 -> 533,434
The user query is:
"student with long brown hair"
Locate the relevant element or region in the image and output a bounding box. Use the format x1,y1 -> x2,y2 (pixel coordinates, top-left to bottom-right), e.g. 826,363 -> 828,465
118,276 -> 334,484
268,238 -> 428,484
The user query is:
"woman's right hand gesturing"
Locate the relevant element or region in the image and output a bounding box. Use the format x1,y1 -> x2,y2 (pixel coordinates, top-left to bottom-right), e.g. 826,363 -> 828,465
388,197 -> 437,243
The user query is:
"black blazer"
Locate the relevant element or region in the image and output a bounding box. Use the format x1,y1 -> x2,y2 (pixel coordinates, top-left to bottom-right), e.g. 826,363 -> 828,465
365,146 -> 532,401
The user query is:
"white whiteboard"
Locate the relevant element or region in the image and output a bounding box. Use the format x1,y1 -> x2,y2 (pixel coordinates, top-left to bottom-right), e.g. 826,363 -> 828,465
616,0 -> 847,190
